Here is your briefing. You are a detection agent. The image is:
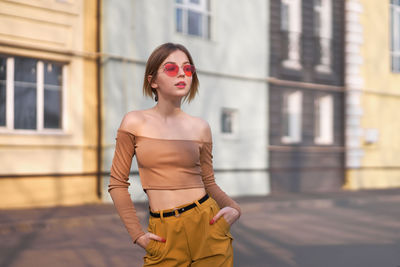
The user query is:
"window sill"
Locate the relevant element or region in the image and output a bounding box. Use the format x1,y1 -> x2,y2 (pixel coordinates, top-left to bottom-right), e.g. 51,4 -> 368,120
281,136 -> 301,144
315,64 -> 332,74
0,129 -> 71,136
282,60 -> 302,70
174,31 -> 213,42
314,138 -> 333,145
221,132 -> 239,141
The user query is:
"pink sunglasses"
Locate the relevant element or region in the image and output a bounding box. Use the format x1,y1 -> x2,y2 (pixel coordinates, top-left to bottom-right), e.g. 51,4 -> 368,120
162,63 -> 196,77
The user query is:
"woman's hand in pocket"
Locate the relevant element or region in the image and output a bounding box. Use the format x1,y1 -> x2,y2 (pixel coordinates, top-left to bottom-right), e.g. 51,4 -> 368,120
210,206 -> 240,226
136,232 -> 166,250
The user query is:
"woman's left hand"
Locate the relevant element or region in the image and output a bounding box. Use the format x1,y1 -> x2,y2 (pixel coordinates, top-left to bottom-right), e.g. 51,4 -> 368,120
210,206 -> 240,226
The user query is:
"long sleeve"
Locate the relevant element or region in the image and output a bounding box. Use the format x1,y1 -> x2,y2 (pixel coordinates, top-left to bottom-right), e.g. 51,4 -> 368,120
108,129 -> 145,243
200,142 -> 241,216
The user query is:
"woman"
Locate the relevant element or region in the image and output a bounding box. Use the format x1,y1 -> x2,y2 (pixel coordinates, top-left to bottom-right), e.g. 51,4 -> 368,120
108,43 -> 241,267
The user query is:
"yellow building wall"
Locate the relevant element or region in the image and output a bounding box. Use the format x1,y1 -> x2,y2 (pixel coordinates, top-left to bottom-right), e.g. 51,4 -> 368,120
0,0 -> 99,208
348,0 -> 400,189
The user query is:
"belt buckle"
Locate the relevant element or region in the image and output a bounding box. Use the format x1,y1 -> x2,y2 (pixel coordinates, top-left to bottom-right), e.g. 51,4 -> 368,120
173,208 -> 181,217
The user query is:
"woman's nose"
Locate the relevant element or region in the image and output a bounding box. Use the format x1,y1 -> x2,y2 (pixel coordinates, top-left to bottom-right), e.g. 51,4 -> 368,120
177,66 -> 185,77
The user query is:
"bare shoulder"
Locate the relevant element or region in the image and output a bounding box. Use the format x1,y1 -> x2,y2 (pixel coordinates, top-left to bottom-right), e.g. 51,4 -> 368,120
190,116 -> 212,143
119,110 -> 146,134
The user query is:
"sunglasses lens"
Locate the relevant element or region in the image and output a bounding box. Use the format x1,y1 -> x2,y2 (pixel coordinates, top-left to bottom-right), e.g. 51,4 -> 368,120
183,65 -> 195,77
164,64 -> 179,76
163,64 -> 195,77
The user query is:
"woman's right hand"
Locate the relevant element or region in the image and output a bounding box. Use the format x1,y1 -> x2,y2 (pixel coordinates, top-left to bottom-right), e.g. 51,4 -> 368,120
136,232 -> 166,250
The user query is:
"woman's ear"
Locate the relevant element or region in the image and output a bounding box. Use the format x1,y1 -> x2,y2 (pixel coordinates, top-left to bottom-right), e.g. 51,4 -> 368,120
148,75 -> 158,89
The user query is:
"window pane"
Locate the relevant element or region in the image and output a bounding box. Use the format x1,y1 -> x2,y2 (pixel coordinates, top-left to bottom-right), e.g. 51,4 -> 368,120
176,8 -> 183,32
14,57 -> 36,83
315,100 -> 321,138
0,57 -> 5,81
315,95 -> 333,143
221,112 -> 232,133
190,0 -> 200,4
283,91 -> 302,141
14,84 -> 37,129
44,62 -> 62,86
176,0 -> 183,3
44,62 -> 62,129
0,57 -> 6,126
14,57 -> 37,129
391,5 -> 400,71
289,92 -> 302,141
281,3 -> 289,31
188,10 -> 202,36
396,11 -> 400,51
391,7 -> 395,51
44,89 -> 61,128
314,9 -> 321,36
221,108 -> 237,134
282,94 -> 290,137
207,15 -> 211,39
393,55 -> 400,72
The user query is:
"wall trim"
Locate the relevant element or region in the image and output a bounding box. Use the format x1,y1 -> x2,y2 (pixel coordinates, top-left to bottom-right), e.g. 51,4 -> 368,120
268,77 -> 345,91
269,145 -> 345,152
345,0 -> 364,168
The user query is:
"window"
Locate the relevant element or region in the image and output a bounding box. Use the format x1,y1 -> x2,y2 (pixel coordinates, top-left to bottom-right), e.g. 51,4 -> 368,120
14,57 -> 37,129
314,0 -> 332,73
0,57 -> 6,126
221,108 -> 238,136
43,61 -> 63,128
282,91 -> 302,143
175,0 -> 211,38
314,95 -> 333,144
0,55 -> 64,132
281,0 -> 302,69
281,1 -> 290,31
391,0 -> 400,72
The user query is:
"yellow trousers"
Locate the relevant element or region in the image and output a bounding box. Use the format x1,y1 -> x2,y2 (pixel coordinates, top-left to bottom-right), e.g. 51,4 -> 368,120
143,197 -> 234,267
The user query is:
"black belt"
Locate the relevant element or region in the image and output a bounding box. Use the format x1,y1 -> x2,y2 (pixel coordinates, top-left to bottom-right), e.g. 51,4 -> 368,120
149,194 -> 209,218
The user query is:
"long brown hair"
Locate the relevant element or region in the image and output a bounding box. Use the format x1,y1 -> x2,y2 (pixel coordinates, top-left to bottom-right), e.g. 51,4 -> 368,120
143,43 -> 199,103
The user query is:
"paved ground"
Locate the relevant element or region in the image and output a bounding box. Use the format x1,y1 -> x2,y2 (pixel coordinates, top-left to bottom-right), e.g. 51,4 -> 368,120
0,189 -> 399,267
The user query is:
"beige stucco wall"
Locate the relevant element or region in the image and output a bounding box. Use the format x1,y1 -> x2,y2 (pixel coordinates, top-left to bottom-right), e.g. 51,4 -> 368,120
346,0 -> 400,189
0,0 -> 99,208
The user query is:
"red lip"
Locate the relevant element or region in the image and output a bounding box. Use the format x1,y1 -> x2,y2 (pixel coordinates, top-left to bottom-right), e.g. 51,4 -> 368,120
175,81 -> 186,87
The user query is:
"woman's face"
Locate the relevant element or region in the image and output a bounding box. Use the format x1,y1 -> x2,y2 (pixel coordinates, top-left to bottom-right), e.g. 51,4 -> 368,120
150,50 -> 193,101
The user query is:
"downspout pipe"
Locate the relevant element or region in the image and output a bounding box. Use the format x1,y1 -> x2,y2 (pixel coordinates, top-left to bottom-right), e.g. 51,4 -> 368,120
96,0 -> 103,199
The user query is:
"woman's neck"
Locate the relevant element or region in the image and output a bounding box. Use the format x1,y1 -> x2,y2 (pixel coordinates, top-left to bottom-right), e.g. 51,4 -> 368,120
152,101 -> 183,121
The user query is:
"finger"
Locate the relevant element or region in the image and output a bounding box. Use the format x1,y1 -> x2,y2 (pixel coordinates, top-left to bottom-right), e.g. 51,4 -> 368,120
148,233 -> 166,243
210,210 -> 225,225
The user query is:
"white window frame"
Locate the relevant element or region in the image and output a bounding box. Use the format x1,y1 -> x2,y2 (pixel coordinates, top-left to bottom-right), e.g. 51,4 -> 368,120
0,56 -> 66,134
314,95 -> 333,145
281,0 -> 302,70
314,0 -> 332,73
220,107 -> 239,139
391,0 -> 400,72
282,91 -> 302,143
175,0 -> 211,39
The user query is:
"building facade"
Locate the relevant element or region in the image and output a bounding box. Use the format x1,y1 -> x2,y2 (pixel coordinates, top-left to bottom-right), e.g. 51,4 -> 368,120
101,0 -> 270,202
269,0 -> 346,192
0,0 -> 100,208
344,0 -> 400,189
1,0 -> 399,210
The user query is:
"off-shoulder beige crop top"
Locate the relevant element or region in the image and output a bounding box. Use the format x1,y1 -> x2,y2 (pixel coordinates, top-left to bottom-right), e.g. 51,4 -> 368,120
108,129 -> 241,243
131,133 -> 208,190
